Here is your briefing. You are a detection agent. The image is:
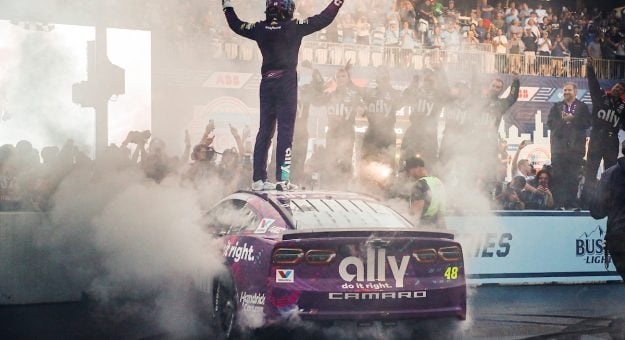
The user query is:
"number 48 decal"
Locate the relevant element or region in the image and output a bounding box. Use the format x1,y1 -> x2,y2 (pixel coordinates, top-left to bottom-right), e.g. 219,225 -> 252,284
444,266 -> 459,280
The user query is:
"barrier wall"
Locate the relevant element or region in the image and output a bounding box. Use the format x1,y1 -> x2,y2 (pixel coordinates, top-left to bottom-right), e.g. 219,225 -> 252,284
447,211 -> 620,285
0,211 -> 620,305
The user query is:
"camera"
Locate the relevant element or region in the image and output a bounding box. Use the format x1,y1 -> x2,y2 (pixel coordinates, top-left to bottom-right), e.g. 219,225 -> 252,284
192,144 -> 216,161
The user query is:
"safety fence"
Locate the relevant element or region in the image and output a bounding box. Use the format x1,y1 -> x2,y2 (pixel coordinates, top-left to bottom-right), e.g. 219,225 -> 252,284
217,39 -> 624,80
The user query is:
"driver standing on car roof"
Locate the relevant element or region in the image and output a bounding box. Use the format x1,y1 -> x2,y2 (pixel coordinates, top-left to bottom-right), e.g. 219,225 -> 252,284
223,0 -> 345,191
401,156 -> 446,229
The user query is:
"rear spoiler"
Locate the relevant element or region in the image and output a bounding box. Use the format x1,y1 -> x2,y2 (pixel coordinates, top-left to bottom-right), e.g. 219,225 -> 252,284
281,228 -> 455,240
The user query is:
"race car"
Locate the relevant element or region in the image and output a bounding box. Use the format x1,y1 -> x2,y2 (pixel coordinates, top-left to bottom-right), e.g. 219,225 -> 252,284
204,190 -> 466,337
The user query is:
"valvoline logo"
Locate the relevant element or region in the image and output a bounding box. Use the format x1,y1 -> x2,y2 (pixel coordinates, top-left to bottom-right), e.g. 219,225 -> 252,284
276,269 -> 294,283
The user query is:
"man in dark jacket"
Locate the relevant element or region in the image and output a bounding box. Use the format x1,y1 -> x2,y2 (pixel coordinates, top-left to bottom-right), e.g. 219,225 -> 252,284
223,0 -> 344,190
583,60 -> 625,207
547,82 -> 592,209
590,141 -> 625,282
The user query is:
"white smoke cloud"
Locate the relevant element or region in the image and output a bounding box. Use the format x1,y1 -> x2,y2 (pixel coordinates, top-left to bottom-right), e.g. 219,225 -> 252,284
48,166 -> 226,337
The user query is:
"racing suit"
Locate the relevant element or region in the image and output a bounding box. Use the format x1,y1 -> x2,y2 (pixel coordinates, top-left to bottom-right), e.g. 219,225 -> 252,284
324,82 -> 365,187
400,79 -> 447,167
362,85 -> 402,168
224,0 -> 343,182
590,157 -> 625,282
291,72 -> 324,183
474,78 -> 520,191
584,64 -> 625,202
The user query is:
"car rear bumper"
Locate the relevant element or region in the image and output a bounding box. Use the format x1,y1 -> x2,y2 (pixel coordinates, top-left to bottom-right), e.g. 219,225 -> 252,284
297,306 -> 466,321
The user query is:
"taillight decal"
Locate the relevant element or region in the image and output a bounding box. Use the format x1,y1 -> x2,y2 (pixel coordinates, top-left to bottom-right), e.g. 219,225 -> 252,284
438,246 -> 462,262
412,248 -> 438,263
305,250 -> 336,265
272,248 -> 304,265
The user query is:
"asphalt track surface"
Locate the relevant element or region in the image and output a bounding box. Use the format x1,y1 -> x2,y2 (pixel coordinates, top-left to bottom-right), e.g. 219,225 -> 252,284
1,283 -> 625,339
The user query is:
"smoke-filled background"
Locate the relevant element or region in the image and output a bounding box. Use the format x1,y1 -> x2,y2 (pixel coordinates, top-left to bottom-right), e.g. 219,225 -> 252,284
6,0 -> 607,337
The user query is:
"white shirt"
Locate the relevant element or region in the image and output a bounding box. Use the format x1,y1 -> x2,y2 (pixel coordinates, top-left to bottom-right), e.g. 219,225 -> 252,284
493,35 -> 508,53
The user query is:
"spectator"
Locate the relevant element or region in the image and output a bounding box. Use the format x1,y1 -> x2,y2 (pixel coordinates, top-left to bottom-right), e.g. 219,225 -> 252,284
569,34 -> 586,58
444,0 -> 459,24
442,22 -> 461,49
550,35 -> 568,76
615,35 -> 625,78
429,25 -> 445,49
338,13 -> 357,44
479,0 -> 494,21
508,19 -> 523,39
547,82 -> 592,209
492,11 -> 505,31
537,30 -> 552,75
521,169 -> 555,209
522,26 -> 538,75
508,32 -> 524,72
355,16 -> 372,45
385,20 -> 401,46
497,176 -> 526,210
587,35 -> 602,59
493,28 -> 508,72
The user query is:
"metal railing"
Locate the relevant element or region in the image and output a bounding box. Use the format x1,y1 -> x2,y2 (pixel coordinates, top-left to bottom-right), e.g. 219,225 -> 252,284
217,39 -> 624,80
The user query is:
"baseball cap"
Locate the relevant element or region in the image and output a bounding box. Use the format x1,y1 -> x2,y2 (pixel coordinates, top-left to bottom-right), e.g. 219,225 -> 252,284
400,156 -> 425,172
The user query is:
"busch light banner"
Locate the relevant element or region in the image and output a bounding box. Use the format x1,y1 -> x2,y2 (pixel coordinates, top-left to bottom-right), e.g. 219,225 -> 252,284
447,211 -> 621,285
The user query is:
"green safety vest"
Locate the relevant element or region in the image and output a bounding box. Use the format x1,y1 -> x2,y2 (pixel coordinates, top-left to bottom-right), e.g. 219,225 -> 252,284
420,176 -> 445,218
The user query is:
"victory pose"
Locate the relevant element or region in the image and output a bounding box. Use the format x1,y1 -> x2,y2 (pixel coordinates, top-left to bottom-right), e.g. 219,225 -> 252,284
223,0 -> 344,190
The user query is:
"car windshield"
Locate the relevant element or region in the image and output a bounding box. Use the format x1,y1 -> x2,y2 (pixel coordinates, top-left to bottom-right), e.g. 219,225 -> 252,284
289,199 -> 412,229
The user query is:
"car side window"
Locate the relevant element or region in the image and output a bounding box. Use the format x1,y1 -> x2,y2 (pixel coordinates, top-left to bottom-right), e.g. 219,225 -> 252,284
205,199 -> 259,236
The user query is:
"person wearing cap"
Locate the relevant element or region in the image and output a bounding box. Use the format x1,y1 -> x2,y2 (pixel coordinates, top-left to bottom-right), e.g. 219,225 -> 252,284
582,58 -> 625,208
403,157 -> 446,229
590,140 -> 625,282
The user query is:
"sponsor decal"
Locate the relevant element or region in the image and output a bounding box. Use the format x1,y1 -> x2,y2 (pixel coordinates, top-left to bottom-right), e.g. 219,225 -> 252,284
254,218 -> 275,234
224,240 -> 255,262
240,292 -> 266,313
597,109 -> 620,128
457,233 -> 512,258
339,248 -> 410,288
276,269 -> 294,283
328,291 -> 426,300
576,225 -> 607,264
202,72 -> 252,89
281,148 -> 292,181
268,226 -> 287,234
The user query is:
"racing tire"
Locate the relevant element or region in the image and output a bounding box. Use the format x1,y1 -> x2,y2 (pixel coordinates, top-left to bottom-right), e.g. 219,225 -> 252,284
212,277 -> 239,339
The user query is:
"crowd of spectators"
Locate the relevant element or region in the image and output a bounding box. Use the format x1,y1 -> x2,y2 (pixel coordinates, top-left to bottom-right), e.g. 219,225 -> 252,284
140,0 -> 625,78
0,124 -> 253,212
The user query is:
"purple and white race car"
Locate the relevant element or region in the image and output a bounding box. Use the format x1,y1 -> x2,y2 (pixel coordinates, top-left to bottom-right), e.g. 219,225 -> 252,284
205,190 -> 466,337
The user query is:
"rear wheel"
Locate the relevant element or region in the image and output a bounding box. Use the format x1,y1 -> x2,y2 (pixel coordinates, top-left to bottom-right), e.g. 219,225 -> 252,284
212,278 -> 237,339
